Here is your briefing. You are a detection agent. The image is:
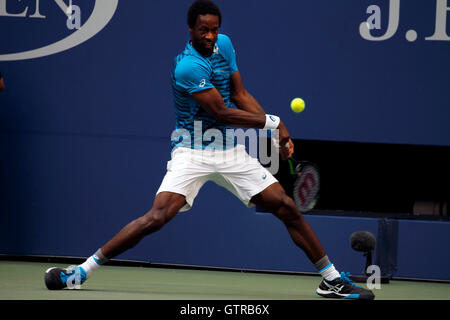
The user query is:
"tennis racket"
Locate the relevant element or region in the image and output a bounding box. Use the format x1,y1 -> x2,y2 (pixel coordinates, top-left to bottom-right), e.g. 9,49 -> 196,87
287,157 -> 320,212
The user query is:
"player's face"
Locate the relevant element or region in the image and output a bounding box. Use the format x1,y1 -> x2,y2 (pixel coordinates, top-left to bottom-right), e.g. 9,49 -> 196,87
189,14 -> 219,56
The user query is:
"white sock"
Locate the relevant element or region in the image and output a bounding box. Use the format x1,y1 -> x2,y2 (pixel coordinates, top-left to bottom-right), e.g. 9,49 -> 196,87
79,255 -> 101,278
79,249 -> 108,278
319,263 -> 341,281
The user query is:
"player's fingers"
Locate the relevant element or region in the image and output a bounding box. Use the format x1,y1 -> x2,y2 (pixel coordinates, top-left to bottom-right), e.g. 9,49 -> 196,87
287,148 -> 294,159
282,140 -> 294,159
280,143 -> 290,160
288,139 -> 294,156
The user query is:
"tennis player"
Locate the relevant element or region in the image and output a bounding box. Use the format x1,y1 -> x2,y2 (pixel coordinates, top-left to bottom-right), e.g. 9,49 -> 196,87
44,0 -> 374,300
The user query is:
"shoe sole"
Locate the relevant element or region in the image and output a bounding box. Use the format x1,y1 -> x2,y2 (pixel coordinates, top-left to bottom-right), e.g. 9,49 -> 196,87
316,288 -> 374,300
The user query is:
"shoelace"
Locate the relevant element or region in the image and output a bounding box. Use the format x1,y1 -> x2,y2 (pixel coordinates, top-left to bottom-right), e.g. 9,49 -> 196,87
340,272 -> 362,288
340,272 -> 353,283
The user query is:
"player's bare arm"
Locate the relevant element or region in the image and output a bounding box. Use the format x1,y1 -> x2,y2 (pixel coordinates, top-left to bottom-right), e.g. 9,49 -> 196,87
230,71 -> 265,115
193,87 -> 293,159
192,87 -> 266,128
229,71 -> 294,158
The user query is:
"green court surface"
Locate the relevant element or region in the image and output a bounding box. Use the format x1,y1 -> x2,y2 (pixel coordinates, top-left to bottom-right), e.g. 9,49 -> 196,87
0,261 -> 449,300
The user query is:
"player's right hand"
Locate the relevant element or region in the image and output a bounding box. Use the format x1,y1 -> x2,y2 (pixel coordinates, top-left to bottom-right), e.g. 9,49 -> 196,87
278,122 -> 293,160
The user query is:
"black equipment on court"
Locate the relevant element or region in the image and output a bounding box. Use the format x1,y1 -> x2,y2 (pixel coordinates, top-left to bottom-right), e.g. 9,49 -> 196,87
348,231 -> 390,284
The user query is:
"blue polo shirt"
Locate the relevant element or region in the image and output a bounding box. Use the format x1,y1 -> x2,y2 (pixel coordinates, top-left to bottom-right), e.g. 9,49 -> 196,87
171,34 -> 239,150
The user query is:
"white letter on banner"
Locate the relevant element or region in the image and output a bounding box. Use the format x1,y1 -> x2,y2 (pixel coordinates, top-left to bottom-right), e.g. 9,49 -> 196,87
426,0 -> 450,40
0,0 -> 28,17
360,0 -> 400,41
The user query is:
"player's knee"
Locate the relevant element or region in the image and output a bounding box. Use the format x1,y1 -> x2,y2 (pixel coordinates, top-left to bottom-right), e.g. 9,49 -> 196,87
140,208 -> 172,234
275,195 -> 302,222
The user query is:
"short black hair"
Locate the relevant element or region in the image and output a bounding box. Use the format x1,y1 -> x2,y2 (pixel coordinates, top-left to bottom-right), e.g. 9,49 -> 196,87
187,0 -> 222,28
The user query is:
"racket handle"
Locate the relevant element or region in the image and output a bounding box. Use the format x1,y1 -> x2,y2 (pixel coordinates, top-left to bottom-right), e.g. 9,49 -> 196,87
287,157 -> 297,175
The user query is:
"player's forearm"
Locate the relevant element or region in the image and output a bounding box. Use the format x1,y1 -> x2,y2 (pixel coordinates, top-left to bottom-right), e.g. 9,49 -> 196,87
218,109 -> 291,148
231,89 -> 266,115
218,107 -> 292,159
216,107 -> 266,128
231,90 -> 291,141
194,88 -> 266,128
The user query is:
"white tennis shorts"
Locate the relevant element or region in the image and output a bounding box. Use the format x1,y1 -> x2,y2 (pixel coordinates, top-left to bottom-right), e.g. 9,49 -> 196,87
156,145 -> 278,212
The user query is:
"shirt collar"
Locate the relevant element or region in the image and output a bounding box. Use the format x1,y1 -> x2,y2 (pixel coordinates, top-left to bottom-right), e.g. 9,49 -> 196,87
185,40 -> 217,59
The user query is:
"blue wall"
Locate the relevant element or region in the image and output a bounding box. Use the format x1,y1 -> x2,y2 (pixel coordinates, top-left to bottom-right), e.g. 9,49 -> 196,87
1,0 -> 450,145
1,1 -> 450,281
397,219 -> 450,281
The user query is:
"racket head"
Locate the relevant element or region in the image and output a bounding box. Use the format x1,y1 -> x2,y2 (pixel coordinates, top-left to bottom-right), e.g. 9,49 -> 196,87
292,161 -> 320,212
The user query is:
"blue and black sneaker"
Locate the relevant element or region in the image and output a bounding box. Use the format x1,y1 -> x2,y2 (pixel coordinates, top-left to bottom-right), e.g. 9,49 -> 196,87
44,265 -> 87,290
316,272 -> 375,300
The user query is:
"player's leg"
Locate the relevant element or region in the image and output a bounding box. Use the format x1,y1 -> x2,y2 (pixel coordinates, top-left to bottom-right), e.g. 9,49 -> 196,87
250,182 -> 374,300
213,146 -> 329,266
44,192 -> 187,290
215,146 -> 374,299
44,147 -> 210,290
100,191 -> 187,259
250,182 -> 327,264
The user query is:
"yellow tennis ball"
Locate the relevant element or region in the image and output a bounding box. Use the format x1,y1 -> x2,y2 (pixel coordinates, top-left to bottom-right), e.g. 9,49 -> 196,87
291,98 -> 305,113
